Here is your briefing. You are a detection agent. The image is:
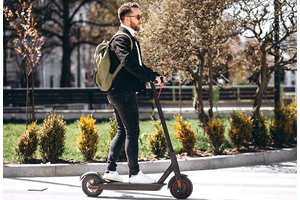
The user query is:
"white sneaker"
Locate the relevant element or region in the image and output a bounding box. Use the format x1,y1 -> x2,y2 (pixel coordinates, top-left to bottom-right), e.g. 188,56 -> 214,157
103,171 -> 123,182
128,171 -> 155,184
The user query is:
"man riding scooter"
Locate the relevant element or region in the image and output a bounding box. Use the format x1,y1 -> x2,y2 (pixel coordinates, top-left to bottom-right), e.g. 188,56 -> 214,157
102,2 -> 165,184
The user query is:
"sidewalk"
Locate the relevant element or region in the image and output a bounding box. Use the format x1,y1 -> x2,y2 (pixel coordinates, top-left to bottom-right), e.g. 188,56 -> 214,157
3,161 -> 297,200
3,147 -> 296,177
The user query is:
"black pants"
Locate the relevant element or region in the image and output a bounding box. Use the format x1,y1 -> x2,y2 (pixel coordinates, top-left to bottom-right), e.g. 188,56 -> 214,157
106,91 -> 140,176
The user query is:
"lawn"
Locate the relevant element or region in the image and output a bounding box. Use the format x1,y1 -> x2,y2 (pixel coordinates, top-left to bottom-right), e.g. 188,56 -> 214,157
3,118 -> 232,164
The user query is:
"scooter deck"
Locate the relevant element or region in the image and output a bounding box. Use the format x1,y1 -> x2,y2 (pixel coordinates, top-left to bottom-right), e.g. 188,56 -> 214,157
93,182 -> 166,191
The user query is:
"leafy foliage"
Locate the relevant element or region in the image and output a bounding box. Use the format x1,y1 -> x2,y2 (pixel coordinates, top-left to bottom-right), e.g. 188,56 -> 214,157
4,0 -> 44,74
108,117 -> 118,140
175,115 -> 197,155
77,115 -> 99,161
287,101 -> 297,143
205,117 -> 225,154
229,112 -> 252,149
147,117 -> 167,158
39,112 -> 66,162
270,102 -> 297,147
15,121 -> 39,162
139,0 -> 239,126
251,114 -> 269,148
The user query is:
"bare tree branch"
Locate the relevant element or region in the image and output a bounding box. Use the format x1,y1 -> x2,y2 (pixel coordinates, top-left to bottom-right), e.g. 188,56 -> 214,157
71,20 -> 119,27
40,29 -> 63,40
70,0 -> 96,21
71,40 -> 98,51
52,0 -> 63,13
48,17 -> 64,29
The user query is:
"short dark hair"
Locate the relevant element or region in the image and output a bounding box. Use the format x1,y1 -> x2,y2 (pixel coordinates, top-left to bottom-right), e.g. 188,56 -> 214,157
118,2 -> 139,22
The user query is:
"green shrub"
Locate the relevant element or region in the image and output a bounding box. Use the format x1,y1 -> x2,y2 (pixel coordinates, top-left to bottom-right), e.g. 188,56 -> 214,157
108,117 -> 118,140
205,117 -> 225,154
229,112 -> 252,150
270,102 -> 296,147
194,128 -> 211,151
175,115 -> 196,155
252,114 -> 268,148
287,102 -> 297,143
77,115 -> 99,160
147,117 -> 167,158
40,112 -> 66,162
108,116 -> 126,161
15,121 -> 39,162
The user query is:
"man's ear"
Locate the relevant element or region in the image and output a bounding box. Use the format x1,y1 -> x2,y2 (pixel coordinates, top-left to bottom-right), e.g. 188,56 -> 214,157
122,17 -> 129,26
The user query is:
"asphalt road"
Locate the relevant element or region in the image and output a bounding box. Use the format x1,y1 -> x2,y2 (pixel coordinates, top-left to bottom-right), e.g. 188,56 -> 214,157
3,161 -> 297,200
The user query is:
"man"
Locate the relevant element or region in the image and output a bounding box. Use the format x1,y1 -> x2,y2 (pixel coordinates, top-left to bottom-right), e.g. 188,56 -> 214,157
103,2 -> 164,184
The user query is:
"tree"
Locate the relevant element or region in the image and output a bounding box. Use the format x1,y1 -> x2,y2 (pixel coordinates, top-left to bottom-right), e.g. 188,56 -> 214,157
3,0 -> 124,88
222,36 -> 254,85
3,0 -> 33,88
235,0 -> 297,119
140,0 -> 239,126
31,0 -> 120,87
80,0 -> 121,86
4,0 -> 44,124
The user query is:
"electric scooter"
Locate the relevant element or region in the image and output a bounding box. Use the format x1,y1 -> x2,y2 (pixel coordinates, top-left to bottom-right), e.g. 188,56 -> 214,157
80,82 -> 193,199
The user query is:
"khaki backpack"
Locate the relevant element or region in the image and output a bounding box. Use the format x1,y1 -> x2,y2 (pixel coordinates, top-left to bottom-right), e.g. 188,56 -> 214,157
93,32 -> 133,92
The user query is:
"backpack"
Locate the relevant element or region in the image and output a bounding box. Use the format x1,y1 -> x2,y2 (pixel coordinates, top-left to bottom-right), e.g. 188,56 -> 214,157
93,32 -> 133,92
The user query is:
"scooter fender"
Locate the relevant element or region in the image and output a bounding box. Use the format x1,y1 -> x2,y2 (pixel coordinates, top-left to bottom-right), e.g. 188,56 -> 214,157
80,171 -> 103,181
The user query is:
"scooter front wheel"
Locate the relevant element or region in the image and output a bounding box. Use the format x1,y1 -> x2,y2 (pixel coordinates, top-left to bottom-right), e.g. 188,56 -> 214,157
81,174 -> 104,197
169,175 -> 193,199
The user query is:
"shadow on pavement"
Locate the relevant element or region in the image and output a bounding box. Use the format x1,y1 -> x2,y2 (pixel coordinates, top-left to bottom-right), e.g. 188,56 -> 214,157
7,177 -> 80,188
7,178 -> 207,200
99,190 -> 207,200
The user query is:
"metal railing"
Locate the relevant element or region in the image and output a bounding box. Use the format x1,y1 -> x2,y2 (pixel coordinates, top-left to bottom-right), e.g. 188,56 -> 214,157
4,86 -> 296,108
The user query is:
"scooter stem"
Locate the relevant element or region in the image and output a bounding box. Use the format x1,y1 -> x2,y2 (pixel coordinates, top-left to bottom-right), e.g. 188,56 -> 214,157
150,82 -> 182,181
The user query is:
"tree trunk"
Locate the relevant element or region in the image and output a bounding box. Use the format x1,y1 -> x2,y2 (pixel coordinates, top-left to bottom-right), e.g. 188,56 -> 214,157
253,43 -> 268,118
31,70 -> 36,121
208,57 -> 214,119
60,41 -> 72,87
193,70 -> 209,127
274,0 -> 281,118
77,27 -> 81,88
60,0 -> 72,87
179,80 -> 182,115
3,21 -> 8,86
26,72 -> 30,127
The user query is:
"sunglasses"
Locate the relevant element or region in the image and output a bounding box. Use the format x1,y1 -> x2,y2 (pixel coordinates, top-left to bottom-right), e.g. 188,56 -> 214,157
127,15 -> 142,20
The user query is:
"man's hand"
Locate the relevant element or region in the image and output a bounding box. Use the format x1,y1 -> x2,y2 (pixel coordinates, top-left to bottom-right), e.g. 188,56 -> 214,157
154,76 -> 166,87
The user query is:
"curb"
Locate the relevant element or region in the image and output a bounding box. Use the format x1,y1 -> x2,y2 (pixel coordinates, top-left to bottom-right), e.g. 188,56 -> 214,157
3,147 -> 296,177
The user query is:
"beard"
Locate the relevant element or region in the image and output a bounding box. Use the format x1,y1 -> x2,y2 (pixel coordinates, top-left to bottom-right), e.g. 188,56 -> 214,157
130,21 -> 140,32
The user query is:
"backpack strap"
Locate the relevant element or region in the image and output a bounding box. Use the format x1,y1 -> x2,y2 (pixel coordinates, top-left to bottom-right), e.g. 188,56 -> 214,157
109,32 -> 134,81
110,32 -> 133,50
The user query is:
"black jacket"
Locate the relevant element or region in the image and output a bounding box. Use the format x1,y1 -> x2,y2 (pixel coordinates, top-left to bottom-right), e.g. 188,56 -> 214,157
109,27 -> 158,93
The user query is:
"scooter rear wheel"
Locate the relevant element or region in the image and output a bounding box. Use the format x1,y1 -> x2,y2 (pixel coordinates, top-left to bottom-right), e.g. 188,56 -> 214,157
81,174 -> 103,197
169,175 -> 193,199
